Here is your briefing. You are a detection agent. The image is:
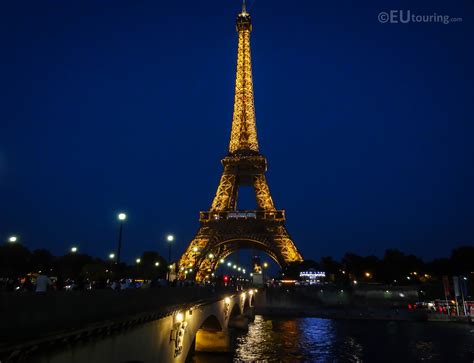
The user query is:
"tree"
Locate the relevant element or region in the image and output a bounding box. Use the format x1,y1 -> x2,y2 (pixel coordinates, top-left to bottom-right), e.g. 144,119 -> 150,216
56,253 -> 94,279
29,249 -> 55,273
450,246 -> 474,275
342,252 -> 380,280
379,249 -> 424,283
0,244 -> 31,277
137,251 -> 167,279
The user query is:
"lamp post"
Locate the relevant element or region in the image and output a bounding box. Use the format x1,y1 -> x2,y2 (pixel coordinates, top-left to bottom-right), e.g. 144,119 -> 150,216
167,234 -> 174,282
71,246 -> 78,253
263,261 -> 268,282
116,213 -> 127,265
167,234 -> 174,264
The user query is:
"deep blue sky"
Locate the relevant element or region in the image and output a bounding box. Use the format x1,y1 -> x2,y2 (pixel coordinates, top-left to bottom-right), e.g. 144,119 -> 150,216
1,0 -> 473,264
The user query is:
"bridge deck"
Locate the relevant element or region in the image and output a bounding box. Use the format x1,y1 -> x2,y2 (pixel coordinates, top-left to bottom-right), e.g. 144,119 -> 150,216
0,287 -> 231,349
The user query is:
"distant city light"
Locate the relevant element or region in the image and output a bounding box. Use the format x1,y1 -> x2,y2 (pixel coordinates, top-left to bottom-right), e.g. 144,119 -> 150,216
365,272 -> 371,278
118,213 -> 127,221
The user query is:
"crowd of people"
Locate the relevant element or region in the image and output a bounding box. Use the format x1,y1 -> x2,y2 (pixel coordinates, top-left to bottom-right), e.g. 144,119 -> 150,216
0,273 -> 174,293
0,273 -> 235,293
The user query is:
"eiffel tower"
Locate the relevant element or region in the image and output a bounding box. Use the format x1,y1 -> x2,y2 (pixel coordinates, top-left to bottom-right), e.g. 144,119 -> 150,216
178,4 -> 303,281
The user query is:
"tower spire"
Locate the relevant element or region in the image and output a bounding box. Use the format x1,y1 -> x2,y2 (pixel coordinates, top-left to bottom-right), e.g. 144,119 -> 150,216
229,4 -> 259,154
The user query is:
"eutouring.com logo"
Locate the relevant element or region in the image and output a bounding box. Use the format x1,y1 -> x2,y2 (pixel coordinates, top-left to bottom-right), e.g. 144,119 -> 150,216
378,10 -> 462,25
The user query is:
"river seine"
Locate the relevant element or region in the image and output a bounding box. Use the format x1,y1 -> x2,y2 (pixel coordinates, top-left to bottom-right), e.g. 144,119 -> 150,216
191,315 -> 474,362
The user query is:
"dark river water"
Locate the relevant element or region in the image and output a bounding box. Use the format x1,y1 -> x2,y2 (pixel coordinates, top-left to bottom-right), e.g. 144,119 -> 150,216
191,315 -> 474,362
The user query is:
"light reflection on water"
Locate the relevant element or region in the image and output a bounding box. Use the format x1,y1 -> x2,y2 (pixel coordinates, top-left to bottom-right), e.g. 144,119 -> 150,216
190,315 -> 474,362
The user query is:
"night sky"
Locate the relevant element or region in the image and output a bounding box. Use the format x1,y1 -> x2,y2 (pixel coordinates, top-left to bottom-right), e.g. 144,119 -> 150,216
1,0 -> 473,264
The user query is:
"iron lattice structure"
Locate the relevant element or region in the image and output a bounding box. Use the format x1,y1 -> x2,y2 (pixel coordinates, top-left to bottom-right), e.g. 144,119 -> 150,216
178,7 -> 303,281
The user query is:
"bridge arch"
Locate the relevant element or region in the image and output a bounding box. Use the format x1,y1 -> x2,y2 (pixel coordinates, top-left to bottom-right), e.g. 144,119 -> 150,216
192,238 -> 284,281
216,238 -> 283,267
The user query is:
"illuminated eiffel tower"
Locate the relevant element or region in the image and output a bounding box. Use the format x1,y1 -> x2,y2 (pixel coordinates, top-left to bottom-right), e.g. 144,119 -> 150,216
178,3 -> 303,281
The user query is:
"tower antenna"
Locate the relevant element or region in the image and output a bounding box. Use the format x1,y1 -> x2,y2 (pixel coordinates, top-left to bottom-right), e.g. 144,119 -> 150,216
242,0 -> 247,13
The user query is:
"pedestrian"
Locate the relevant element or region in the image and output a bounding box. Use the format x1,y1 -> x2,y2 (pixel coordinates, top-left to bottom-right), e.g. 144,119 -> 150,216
35,272 -> 52,293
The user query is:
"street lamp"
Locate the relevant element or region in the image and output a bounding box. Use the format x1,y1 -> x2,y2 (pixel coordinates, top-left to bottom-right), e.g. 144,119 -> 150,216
263,262 -> 269,282
8,235 -> 17,243
116,212 -> 127,266
155,261 -> 160,267
167,234 -> 174,264
109,253 -> 115,260
71,246 -> 78,253
136,258 -> 141,264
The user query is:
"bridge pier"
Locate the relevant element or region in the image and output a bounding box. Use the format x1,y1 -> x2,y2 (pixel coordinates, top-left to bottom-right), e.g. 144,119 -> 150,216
228,314 -> 250,329
195,329 -> 230,352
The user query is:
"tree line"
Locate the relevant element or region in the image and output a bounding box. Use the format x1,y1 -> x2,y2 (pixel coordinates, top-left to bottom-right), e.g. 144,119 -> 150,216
284,246 -> 473,284
0,243 -> 169,281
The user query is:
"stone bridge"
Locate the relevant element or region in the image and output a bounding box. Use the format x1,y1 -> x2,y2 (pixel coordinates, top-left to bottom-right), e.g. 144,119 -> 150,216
0,287 -> 256,363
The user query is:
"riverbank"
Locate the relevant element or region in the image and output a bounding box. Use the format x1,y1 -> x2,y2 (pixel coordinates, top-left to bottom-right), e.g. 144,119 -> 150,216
254,286 -> 472,323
